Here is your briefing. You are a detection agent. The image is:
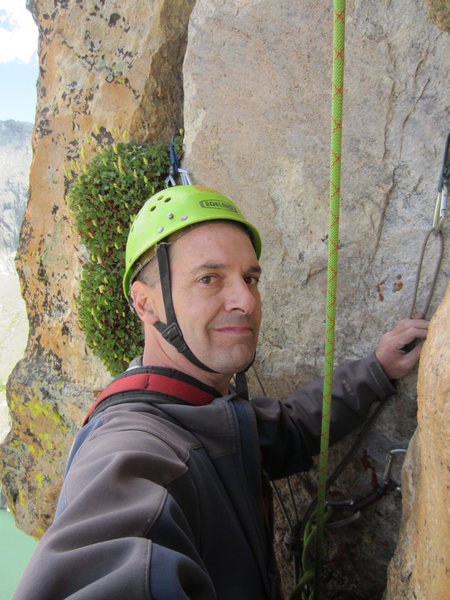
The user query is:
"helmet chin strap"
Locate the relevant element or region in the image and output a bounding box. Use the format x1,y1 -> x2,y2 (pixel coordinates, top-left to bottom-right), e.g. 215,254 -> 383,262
234,371 -> 249,401
152,244 -> 253,399
153,244 -> 218,373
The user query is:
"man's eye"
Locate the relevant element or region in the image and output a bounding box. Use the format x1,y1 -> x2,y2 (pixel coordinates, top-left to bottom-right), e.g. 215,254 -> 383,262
244,276 -> 259,285
199,275 -> 215,284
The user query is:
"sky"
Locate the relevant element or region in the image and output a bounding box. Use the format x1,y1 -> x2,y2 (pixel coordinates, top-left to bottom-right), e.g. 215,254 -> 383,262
0,0 -> 38,123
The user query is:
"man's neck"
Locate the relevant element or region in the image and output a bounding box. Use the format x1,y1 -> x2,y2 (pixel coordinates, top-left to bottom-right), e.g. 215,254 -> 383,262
142,345 -> 231,395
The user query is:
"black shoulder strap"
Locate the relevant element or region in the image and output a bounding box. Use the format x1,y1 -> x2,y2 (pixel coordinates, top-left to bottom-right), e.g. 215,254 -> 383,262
83,367 -> 219,425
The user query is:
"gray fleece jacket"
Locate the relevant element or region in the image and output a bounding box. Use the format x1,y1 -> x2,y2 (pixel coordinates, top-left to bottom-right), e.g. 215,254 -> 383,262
13,354 -> 395,599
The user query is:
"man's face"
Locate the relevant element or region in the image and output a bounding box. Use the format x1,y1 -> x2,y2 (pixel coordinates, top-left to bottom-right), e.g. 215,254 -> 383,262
168,222 -> 262,375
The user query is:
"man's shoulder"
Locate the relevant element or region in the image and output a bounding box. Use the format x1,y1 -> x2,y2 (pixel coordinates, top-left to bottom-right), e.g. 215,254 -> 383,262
79,402 -> 200,476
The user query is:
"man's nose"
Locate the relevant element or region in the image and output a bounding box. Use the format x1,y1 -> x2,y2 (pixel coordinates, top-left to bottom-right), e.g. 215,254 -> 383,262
224,278 -> 257,314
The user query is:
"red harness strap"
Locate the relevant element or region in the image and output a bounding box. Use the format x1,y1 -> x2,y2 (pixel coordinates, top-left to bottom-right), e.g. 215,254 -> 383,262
83,371 -> 217,425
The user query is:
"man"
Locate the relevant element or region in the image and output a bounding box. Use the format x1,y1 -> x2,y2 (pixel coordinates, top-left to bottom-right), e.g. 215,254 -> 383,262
14,185 -> 428,599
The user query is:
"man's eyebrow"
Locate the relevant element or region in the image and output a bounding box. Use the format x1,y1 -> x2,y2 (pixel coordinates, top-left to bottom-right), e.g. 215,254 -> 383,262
247,264 -> 262,275
190,263 -> 262,274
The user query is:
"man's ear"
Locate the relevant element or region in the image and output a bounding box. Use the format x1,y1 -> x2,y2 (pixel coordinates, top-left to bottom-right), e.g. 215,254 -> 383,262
131,281 -> 160,324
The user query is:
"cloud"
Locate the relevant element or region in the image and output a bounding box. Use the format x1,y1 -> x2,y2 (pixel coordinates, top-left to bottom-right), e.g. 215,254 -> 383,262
0,0 -> 38,64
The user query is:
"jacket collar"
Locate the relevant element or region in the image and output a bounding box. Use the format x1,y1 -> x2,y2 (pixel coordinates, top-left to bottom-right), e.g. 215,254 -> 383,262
84,364 -> 222,425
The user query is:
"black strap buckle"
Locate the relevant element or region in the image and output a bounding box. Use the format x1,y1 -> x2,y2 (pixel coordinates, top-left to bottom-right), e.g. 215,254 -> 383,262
161,322 -> 188,353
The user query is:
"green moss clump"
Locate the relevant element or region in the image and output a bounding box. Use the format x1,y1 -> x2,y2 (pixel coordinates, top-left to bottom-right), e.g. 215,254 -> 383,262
68,135 -> 181,375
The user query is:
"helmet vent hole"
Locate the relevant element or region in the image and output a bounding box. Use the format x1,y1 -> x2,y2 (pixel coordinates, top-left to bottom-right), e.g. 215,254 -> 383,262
164,197 -> 171,203
150,205 -> 156,211
157,195 -> 164,202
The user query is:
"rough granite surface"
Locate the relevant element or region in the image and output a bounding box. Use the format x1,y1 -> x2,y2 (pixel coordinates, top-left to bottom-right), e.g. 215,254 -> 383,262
183,2 -> 448,594
386,284 -> 450,600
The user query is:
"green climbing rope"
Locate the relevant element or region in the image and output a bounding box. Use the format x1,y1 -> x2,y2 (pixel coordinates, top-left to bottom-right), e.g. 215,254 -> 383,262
314,2 -> 346,598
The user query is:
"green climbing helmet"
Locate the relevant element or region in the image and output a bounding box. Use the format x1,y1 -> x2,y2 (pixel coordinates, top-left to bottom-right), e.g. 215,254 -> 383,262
123,185 -> 262,298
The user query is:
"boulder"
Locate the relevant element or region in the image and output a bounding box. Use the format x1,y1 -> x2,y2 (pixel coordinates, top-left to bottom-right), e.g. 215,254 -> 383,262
386,284 -> 450,600
0,0 -> 195,537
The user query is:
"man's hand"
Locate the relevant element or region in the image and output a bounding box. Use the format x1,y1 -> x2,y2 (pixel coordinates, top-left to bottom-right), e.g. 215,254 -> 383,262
375,318 -> 429,380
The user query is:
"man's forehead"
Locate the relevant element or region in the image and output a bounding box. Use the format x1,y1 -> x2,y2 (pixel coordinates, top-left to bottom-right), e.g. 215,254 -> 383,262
170,220 -> 255,250
189,260 -> 262,275
169,221 -> 260,269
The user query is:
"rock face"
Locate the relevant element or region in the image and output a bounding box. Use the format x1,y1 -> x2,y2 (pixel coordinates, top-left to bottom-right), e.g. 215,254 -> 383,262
0,0 -> 448,598
183,2 -> 448,595
0,0 -> 195,538
386,284 -> 450,600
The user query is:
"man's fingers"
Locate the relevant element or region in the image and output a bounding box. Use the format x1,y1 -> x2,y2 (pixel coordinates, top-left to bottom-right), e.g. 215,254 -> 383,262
411,312 -> 424,320
376,318 -> 428,380
403,341 -> 424,363
395,318 -> 429,331
391,319 -> 429,348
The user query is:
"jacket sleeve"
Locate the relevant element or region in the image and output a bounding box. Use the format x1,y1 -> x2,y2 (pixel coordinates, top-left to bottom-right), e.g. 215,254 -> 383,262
13,410 -> 216,600
252,353 -> 396,479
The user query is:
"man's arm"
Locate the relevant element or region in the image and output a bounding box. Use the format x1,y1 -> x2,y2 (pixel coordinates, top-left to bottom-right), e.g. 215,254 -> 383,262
253,318 -> 428,479
13,412 -> 215,600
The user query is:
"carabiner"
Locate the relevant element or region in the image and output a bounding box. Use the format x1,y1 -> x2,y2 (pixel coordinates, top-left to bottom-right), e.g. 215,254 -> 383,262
432,187 -> 447,231
382,448 -> 407,491
432,132 -> 449,231
325,510 -> 361,529
164,135 -> 192,188
165,169 -> 192,188
325,499 -> 361,529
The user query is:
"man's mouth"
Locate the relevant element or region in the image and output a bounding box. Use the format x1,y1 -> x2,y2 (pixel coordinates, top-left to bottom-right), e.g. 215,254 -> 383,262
215,325 -> 254,335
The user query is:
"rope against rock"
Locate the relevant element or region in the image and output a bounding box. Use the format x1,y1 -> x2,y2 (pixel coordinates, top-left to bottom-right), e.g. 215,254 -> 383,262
314,1 -> 346,598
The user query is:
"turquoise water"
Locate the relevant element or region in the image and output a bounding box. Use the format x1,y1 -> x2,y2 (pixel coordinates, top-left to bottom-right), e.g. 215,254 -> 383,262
0,510 -> 37,599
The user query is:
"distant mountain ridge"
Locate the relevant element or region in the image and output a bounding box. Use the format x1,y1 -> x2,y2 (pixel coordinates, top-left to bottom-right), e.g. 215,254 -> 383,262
0,120 -> 33,274
0,120 -> 31,442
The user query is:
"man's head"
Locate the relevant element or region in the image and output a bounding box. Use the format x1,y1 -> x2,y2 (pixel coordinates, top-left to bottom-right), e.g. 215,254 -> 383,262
123,185 -> 261,298
124,186 -> 262,383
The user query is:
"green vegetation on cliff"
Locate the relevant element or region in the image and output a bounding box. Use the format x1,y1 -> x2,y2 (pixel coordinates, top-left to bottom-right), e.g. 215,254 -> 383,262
67,131 -> 181,375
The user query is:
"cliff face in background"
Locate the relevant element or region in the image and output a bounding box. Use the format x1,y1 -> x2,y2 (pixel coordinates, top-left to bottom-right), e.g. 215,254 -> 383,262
0,1 -> 448,598
0,121 -> 31,441
0,121 -> 32,274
